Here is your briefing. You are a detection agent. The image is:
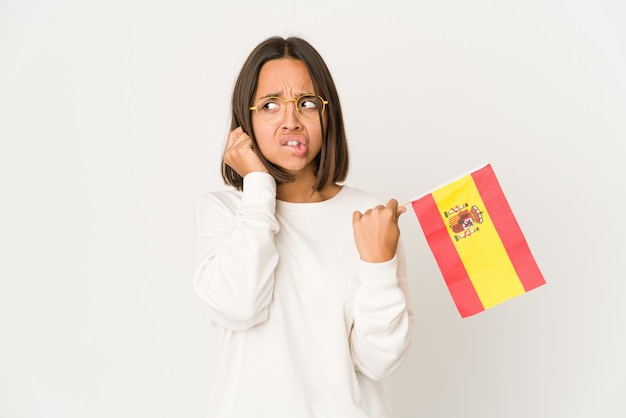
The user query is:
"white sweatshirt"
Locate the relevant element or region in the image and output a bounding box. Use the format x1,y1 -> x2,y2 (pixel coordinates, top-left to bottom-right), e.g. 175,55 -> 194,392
193,172 -> 414,418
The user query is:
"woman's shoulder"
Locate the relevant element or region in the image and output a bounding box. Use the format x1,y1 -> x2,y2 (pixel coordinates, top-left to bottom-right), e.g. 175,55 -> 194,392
340,185 -> 386,208
196,187 -> 242,214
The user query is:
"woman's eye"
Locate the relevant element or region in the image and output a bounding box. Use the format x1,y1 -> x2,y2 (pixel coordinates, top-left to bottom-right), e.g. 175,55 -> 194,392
300,99 -> 318,110
261,100 -> 280,111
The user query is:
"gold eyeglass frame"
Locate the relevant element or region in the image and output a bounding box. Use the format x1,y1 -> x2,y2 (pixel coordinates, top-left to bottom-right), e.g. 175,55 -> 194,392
249,94 -> 328,122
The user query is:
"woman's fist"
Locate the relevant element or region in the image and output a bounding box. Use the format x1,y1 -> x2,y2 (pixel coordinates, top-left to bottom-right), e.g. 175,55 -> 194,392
223,127 -> 267,177
352,199 -> 406,263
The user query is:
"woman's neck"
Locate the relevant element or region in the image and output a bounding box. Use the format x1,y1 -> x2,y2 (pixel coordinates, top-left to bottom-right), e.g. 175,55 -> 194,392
276,175 -> 341,203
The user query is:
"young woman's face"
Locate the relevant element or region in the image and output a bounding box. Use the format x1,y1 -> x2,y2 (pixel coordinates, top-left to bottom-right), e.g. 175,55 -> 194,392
251,58 -> 324,176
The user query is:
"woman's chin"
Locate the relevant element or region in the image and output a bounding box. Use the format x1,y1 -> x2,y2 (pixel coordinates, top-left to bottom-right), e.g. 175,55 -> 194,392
275,157 -> 317,175
282,165 -> 310,176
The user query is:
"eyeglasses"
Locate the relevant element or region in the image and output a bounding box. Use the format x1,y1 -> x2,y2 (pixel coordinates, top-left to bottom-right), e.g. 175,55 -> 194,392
249,94 -> 328,123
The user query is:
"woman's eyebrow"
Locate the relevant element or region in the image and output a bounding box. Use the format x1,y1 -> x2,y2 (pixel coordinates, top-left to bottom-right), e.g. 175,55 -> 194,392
256,91 -> 314,99
257,92 -> 282,99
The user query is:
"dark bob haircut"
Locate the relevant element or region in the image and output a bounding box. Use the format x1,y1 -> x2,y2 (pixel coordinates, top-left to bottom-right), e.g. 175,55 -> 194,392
221,36 -> 349,191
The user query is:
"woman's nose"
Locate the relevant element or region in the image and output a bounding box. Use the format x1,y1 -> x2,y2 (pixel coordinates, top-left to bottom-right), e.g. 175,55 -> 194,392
281,101 -> 302,128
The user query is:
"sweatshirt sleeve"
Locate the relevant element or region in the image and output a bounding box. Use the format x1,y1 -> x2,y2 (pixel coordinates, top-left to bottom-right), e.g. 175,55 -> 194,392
193,172 -> 280,331
350,239 -> 414,381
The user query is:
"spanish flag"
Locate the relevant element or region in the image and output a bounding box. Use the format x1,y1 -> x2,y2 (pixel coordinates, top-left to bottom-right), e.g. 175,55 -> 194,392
409,164 -> 545,318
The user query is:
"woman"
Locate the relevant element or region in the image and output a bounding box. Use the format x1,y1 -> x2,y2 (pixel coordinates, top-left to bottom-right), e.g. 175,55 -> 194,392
193,36 -> 414,418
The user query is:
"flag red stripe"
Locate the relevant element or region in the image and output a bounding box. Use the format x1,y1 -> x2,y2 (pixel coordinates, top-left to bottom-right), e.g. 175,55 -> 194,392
412,194 -> 485,317
471,165 -> 546,291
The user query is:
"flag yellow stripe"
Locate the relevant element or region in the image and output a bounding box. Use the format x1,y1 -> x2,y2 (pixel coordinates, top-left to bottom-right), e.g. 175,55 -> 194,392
432,174 -> 526,309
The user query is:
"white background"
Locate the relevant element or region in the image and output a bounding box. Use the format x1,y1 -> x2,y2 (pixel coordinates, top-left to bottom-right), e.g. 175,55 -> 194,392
1,1 -> 625,417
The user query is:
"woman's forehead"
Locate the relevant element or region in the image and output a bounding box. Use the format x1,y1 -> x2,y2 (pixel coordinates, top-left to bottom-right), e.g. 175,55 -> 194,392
256,58 -> 313,97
